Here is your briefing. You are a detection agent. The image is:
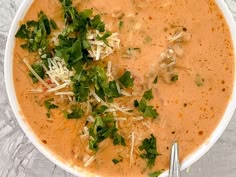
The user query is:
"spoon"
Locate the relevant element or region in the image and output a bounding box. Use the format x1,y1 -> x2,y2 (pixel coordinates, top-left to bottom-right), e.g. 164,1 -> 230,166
169,142 -> 181,177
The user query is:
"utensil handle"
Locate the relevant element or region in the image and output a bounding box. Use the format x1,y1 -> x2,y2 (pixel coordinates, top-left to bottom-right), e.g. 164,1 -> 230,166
169,142 -> 181,177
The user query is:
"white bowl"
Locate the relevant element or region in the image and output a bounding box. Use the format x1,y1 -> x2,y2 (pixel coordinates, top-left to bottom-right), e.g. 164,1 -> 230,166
4,0 -> 236,176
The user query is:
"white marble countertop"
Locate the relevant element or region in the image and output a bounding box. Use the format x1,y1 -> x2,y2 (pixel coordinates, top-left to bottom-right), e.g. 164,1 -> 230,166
0,0 -> 236,177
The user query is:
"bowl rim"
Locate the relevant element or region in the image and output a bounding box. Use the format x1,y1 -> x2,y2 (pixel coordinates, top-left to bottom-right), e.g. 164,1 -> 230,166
4,0 -> 236,177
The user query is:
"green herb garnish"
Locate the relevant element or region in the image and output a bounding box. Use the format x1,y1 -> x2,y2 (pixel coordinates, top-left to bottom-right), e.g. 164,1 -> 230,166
64,106 -> 84,119
134,100 -> 139,107
50,19 -> 58,29
119,21 -> 124,30
96,31 -> 112,46
171,75 -> 178,82
143,89 -> 154,101
28,63 -> 45,83
112,159 -> 120,164
73,79 -> 90,102
112,156 -> 123,164
113,133 -> 126,146
92,105 -> 108,116
139,134 -> 160,169
153,76 -> 158,84
88,114 -> 125,151
15,11 -> 56,52
118,71 -> 134,88
134,98 -> 158,119
90,15 -> 105,32
44,98 -> 59,118
143,105 -> 159,118
148,171 -> 162,177
108,80 -> 121,98
55,37 -> 84,70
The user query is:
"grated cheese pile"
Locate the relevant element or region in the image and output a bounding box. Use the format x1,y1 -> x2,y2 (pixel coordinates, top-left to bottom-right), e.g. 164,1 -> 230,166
46,56 -> 74,86
87,30 -> 120,61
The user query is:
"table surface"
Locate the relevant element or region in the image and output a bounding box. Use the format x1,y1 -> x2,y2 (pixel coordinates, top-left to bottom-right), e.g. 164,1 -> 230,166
1,0 -> 236,177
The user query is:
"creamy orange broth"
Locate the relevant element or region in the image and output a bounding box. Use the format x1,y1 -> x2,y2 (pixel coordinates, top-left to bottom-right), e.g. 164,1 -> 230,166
13,0 -> 234,176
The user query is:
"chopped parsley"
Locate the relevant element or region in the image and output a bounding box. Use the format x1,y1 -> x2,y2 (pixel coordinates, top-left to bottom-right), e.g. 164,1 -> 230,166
171,74 -> 179,82
28,63 -> 45,83
88,114 -> 126,151
153,76 -> 158,84
118,71 -> 134,88
96,31 -> 112,46
90,66 -> 122,101
139,134 -> 160,169
143,105 -> 159,118
50,19 -> 58,29
90,15 -> 105,32
55,37 -> 84,70
112,156 -> 123,164
112,159 -> 121,164
148,171 -> 162,177
119,21 -> 124,30
71,66 -> 123,103
15,11 -> 56,52
64,106 -> 84,119
143,89 -> 154,101
92,105 -> 108,116
134,89 -> 158,119
113,133 -> 126,146
108,80 -> 121,98
56,2 -> 109,72
44,98 -> 59,118
134,100 -> 139,107
73,79 -> 90,102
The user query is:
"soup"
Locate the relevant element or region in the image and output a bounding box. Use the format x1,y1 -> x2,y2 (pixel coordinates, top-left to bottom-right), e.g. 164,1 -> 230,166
13,0 -> 234,176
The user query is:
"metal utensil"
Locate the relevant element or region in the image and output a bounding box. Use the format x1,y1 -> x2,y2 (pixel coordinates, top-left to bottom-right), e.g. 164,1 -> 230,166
169,142 -> 181,177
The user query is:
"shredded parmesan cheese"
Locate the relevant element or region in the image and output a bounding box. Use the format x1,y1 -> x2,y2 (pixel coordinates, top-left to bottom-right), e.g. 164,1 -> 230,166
120,89 -> 132,96
91,90 -> 102,102
47,82 -> 71,92
116,81 -> 121,94
106,61 -> 113,81
85,101 -> 91,115
104,108 -> 116,113
87,116 -> 95,122
27,89 -> 43,93
55,91 -> 74,95
114,117 -> 127,121
46,57 -> 74,85
84,145 -> 108,167
68,95 -> 73,102
130,132 -> 135,167
87,30 -> 120,61
110,103 -> 133,115
132,116 -> 144,121
80,126 -> 89,139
